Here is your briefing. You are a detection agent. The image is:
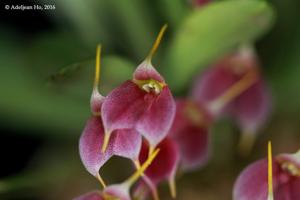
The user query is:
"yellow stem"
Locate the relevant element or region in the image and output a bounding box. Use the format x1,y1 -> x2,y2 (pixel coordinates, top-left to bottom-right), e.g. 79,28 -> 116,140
146,24 -> 168,61
94,44 -> 101,89
237,131 -> 256,157
96,172 -> 107,189
148,145 -> 155,158
101,132 -> 111,153
208,70 -> 258,114
268,141 -> 274,200
134,160 -> 160,200
125,149 -> 160,187
169,177 -> 177,199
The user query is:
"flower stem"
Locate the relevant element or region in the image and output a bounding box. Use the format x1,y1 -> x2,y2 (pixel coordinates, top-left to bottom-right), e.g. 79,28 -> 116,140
268,141 -> 274,200
146,24 -> 168,62
124,149 -> 160,187
208,69 -> 258,115
94,44 -> 101,89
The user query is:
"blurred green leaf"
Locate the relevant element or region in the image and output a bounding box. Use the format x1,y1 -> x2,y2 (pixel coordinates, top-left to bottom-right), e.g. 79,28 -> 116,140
160,0 -> 189,27
0,46 -> 134,136
53,0 -> 112,47
257,0 -> 300,114
49,55 -> 134,98
104,0 -> 156,59
163,0 -> 275,92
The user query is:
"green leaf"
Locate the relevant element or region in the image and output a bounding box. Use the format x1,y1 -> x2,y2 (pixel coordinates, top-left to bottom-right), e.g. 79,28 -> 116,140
104,0 -> 156,59
49,55 -> 134,98
160,0 -> 189,27
163,0 -> 275,92
0,49 -> 134,137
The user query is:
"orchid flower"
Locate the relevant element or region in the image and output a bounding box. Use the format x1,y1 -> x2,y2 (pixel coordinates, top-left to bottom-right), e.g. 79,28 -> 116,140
137,138 -> 180,199
75,149 -> 160,200
192,47 -> 271,155
79,45 -> 142,188
169,99 -> 211,171
135,99 -> 212,199
234,141 -> 300,200
101,25 -> 176,154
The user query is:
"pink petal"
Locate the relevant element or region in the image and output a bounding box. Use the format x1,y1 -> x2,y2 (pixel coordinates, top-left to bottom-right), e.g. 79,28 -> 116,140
133,61 -> 164,83
191,63 -> 236,116
101,81 -> 148,132
112,129 -> 142,161
273,158 -> 300,200
136,86 -> 176,147
232,79 -> 272,132
173,125 -> 210,171
170,99 -> 213,132
290,179 -> 300,199
233,159 -> 270,200
274,184 -> 293,200
102,81 -> 175,148
79,117 -> 114,177
73,191 -> 103,200
169,100 -> 211,170
234,151 -> 300,200
104,185 -> 131,200
139,138 -> 179,184
90,89 -> 105,115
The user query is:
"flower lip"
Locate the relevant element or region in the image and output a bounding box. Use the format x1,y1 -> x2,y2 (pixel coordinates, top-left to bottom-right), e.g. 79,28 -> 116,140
281,162 -> 300,177
133,78 -> 166,95
276,157 -> 300,177
183,100 -> 213,127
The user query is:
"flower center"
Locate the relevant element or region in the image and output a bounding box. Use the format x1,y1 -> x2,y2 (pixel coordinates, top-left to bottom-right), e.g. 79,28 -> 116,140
281,162 -> 300,177
184,103 -> 206,126
103,193 -> 120,200
134,79 -> 165,95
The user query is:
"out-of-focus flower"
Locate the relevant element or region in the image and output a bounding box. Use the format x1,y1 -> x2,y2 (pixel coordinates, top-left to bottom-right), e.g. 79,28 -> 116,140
135,99 -> 212,199
74,149 -> 160,200
138,138 -> 179,198
79,46 -> 142,187
234,142 -> 300,200
101,25 -> 176,153
192,47 -> 271,155
169,99 -> 211,171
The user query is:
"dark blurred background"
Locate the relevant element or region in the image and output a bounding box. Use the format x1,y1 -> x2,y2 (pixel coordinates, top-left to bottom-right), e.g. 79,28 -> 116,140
0,0 -> 299,199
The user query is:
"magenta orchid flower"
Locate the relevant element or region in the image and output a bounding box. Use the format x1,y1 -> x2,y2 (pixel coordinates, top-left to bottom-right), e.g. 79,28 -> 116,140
101,25 -> 176,153
169,99 -> 211,171
234,142 -> 300,200
138,138 -> 179,198
192,47 -> 271,154
74,149 -> 160,200
102,26 -> 176,151
134,99 -> 211,199
79,46 -> 142,187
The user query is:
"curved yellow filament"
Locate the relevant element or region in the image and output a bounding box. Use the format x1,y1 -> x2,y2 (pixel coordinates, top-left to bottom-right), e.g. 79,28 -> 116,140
94,44 -> 101,89
96,172 -> 107,189
208,70 -> 258,115
146,24 -> 168,62
125,149 -> 160,187
101,132 -> 111,153
268,141 -> 274,200
169,176 -> 177,199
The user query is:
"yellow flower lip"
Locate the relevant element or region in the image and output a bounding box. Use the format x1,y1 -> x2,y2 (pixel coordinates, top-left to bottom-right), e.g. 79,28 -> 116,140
103,193 -> 119,200
133,79 -> 166,95
280,161 -> 300,177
